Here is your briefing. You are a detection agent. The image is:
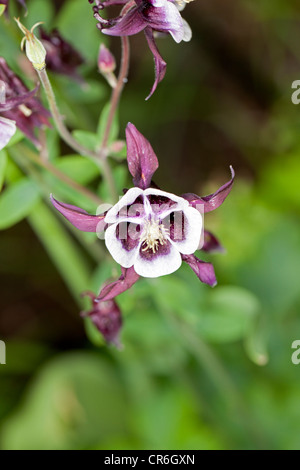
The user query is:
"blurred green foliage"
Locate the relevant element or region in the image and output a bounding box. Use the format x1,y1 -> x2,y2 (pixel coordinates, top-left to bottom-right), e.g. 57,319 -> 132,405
1,0 -> 300,450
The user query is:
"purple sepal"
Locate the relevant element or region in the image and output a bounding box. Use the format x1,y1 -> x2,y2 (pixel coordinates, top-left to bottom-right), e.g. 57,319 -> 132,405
202,230 -> 225,254
98,266 -> 140,302
82,292 -> 123,348
125,123 -> 159,189
50,195 -> 106,233
144,27 -> 167,100
101,7 -> 147,37
0,85 -> 40,112
182,166 -> 235,213
142,0 -> 184,43
182,254 -> 217,287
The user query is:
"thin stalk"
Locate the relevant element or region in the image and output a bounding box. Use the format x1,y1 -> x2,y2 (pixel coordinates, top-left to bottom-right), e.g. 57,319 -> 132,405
37,67 -> 119,202
37,36 -> 130,203
96,36 -> 131,203
11,147 -> 106,267
98,36 -> 130,154
37,68 -> 100,160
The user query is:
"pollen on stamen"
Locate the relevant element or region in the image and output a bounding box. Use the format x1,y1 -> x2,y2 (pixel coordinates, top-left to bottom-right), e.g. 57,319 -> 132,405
140,218 -> 169,254
18,104 -> 33,117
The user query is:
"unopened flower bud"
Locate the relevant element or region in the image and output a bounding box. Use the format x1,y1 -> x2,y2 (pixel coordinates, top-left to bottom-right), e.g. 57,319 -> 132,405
82,292 -> 123,348
98,44 -> 117,88
98,43 -> 116,74
15,18 -> 47,71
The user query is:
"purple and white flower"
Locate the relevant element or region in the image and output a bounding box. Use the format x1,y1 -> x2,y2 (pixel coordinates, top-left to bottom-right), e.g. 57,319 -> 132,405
51,122 -> 234,343
104,186 -> 202,277
51,122 -> 234,288
89,0 -> 192,98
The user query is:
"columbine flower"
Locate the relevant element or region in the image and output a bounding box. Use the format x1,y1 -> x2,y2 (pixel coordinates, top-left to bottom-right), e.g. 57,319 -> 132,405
51,122 -> 234,344
39,28 -> 85,82
89,0 -> 192,99
0,57 -> 50,148
51,122 -> 234,287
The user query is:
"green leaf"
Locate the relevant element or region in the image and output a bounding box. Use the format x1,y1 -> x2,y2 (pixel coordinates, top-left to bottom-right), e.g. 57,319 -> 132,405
97,102 -> 119,145
54,155 -> 100,184
244,321 -> 269,366
98,165 -> 128,200
0,179 -> 40,230
72,130 -> 99,152
0,150 -> 7,191
0,4 -> 6,16
23,0 -> 55,28
55,77 -> 106,104
5,129 -> 24,148
1,352 -> 129,450
198,286 -> 261,343
56,0 -> 100,61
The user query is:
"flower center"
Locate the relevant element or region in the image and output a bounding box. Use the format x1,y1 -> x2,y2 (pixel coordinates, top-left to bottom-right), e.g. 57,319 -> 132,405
140,218 -> 169,253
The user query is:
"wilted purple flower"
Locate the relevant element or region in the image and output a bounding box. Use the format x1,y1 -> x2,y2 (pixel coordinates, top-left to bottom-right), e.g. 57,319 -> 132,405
89,0 -> 192,98
81,267 -> 139,346
0,57 -> 50,148
39,28 -> 85,81
51,122 -> 234,289
82,291 -> 123,347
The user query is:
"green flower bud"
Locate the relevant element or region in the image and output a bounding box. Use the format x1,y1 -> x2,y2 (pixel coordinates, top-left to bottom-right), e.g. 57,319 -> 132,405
15,18 -> 47,71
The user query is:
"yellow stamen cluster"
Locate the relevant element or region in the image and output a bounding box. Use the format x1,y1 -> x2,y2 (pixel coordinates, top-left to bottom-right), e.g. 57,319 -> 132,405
140,218 -> 169,254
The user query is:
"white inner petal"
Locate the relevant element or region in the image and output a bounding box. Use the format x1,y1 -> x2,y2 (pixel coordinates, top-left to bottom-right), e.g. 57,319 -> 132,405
182,18 -> 192,42
104,187 -> 144,224
143,188 -> 190,220
168,205 -> 202,255
134,243 -> 182,278
0,117 -> 17,151
105,223 -> 141,268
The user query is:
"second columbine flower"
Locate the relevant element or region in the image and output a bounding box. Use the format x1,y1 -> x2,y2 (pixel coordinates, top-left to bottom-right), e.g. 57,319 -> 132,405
90,0 -> 192,98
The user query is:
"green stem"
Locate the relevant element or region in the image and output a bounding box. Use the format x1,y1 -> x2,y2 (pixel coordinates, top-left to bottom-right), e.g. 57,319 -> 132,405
97,36 -> 130,203
37,67 -> 119,203
37,68 -> 99,160
99,36 -> 130,154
